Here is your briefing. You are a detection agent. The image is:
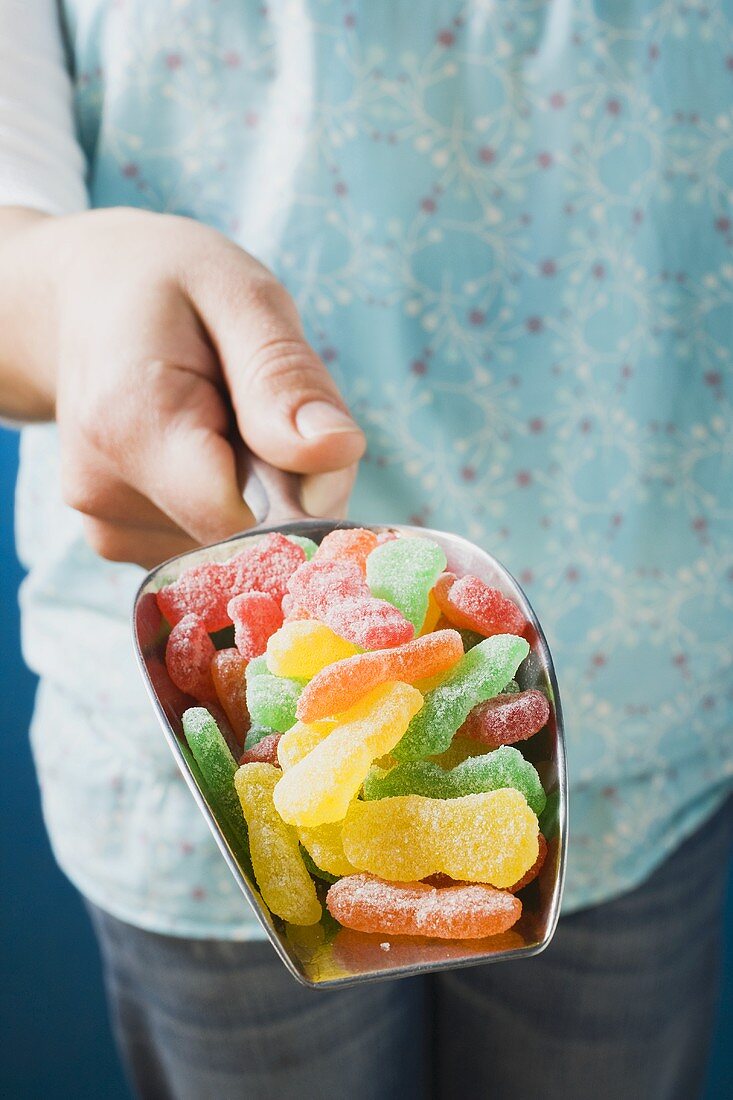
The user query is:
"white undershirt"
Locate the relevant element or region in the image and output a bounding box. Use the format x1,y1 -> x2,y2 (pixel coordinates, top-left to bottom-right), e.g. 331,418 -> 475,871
0,0 -> 87,214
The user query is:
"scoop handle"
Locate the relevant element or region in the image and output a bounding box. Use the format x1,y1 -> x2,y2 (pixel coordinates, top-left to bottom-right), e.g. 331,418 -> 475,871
240,451 -> 307,527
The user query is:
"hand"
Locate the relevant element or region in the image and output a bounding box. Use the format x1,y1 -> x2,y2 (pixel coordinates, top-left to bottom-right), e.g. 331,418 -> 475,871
0,207 -> 366,568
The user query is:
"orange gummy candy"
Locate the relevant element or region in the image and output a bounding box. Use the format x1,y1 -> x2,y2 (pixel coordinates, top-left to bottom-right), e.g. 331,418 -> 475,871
326,873 -> 522,939
211,648 -> 249,746
312,528 -> 380,574
434,572 -> 527,637
296,629 -> 464,722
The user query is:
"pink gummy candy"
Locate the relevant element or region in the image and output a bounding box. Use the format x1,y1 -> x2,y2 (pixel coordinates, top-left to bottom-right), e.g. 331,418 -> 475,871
157,533 -> 305,632
228,592 -> 284,660
459,689 -> 550,747
434,572 -> 527,638
157,562 -> 236,633
165,613 -> 216,702
287,559 -> 414,650
227,533 -> 306,604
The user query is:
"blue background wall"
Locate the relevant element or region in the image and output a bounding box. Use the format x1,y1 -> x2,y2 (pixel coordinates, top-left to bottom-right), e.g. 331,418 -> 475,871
1,425 -> 731,1099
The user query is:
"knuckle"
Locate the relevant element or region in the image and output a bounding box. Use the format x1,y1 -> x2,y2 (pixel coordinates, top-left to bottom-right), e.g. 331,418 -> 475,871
245,339 -> 334,402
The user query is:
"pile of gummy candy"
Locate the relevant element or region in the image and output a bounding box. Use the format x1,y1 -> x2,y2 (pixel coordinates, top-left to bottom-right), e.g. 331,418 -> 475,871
158,528 -> 552,941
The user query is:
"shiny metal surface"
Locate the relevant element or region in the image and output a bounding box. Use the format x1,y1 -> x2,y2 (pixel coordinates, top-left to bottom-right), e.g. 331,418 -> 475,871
132,463 -> 567,987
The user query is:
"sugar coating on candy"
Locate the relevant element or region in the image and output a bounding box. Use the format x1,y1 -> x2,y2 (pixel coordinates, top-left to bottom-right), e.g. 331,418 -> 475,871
182,708 -> 245,835
429,737 -> 490,770
296,629 -> 464,722
287,559 -> 414,650
460,689 -> 550,747
286,535 -> 318,561
341,787 -> 539,887
326,874 -> 522,939
234,763 -> 321,925
434,572 -> 527,638
227,532 -> 306,604
300,847 -> 339,884
157,533 -> 305,633
165,613 -> 217,703
277,719 -> 337,770
239,733 -> 282,766
228,591 -> 283,660
330,596 -> 415,650
313,528 -> 379,573
266,620 -> 359,679
157,562 -> 235,632
273,682 -> 424,827
366,536 -> 447,632
245,664 -> 306,733
211,648 -> 249,745
393,633 -> 530,761
298,818 -> 359,877
363,745 -> 546,816
508,832 -> 548,893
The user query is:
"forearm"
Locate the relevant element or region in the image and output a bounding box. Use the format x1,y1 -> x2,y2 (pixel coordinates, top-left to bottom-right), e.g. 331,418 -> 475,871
0,206 -> 58,421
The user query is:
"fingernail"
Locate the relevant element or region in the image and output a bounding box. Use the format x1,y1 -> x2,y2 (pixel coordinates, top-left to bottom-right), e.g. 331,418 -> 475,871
295,400 -> 359,439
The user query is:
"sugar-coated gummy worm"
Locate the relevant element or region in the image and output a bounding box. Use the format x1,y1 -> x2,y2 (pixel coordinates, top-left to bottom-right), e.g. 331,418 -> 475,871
365,536 -> 447,632
181,708 -> 246,836
341,787 -> 539,887
393,633 -> 530,760
166,614 -> 217,703
459,689 -> 550,747
296,629 -> 463,722
234,763 -> 322,925
326,873 -> 522,939
363,745 -> 546,816
273,682 -> 424,827
433,572 -> 527,638
210,648 -> 249,745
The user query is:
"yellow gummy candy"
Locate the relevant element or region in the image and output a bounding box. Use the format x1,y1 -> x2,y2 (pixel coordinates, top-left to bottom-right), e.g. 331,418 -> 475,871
273,682 -> 423,828
341,787 -> 539,888
266,621 -> 359,679
298,818 -> 359,877
418,589 -> 442,637
234,762 -> 322,925
278,719 -> 337,770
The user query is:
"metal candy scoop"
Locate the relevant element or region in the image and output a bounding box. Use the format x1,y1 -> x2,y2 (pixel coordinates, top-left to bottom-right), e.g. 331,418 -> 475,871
133,459 -> 567,988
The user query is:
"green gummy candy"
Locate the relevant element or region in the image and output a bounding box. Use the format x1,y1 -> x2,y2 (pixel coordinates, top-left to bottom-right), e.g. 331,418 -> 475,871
366,536 -> 447,632
181,708 -> 246,835
245,668 -> 305,732
286,535 -> 318,561
503,679 -> 521,694
243,725 -> 279,751
393,633 -> 530,760
364,746 -> 545,816
245,655 -> 269,680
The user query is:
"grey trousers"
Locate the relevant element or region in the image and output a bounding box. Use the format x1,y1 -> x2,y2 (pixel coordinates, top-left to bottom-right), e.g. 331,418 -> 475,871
90,797 -> 733,1100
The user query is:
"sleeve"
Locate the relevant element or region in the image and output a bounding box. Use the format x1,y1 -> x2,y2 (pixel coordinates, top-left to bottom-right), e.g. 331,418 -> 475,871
0,0 -> 88,215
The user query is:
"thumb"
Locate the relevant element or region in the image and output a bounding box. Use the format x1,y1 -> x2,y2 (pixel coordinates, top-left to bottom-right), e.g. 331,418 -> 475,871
190,260 -> 366,475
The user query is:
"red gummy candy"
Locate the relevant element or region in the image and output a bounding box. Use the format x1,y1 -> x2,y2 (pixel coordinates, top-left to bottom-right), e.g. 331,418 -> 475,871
434,572 -> 527,637
227,533 -> 305,604
508,833 -> 548,893
165,613 -> 216,703
228,591 -> 283,660
157,533 -> 305,632
211,648 -> 249,746
459,689 -> 550,747
157,562 -> 235,633
239,733 -> 282,767
287,559 -> 414,650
